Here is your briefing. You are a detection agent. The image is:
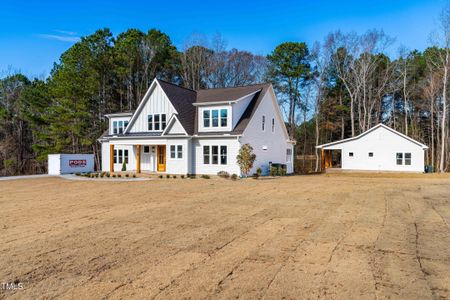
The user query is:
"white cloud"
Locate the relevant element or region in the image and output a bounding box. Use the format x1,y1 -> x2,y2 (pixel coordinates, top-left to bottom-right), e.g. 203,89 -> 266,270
53,30 -> 78,36
36,34 -> 80,43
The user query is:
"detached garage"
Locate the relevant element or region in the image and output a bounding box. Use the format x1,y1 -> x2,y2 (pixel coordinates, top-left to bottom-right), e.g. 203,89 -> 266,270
48,154 -> 95,175
316,124 -> 428,172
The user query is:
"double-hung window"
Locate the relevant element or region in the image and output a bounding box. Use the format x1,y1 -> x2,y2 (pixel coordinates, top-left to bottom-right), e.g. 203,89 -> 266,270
118,149 -> 123,164
286,148 -> 292,163
170,145 -> 183,159
112,120 -> 128,134
114,149 -> 128,164
203,145 -> 227,165
202,108 -> 228,128
405,153 -> 411,165
148,113 -> 167,131
396,153 -> 403,165
113,121 -> 118,134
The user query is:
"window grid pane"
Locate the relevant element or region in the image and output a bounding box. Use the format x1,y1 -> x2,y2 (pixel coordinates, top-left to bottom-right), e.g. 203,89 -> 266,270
161,114 -> 166,130
118,150 -> 123,164
124,150 -> 129,163
148,115 -> 153,130
203,110 -> 210,128
212,110 -> 219,127
262,116 -> 265,131
118,121 -> 123,134
405,153 -> 411,165
220,146 -> 227,165
113,121 -> 118,134
177,145 -> 183,159
203,146 -> 210,164
220,109 -> 227,127
396,153 -> 403,165
154,114 -> 160,131
114,149 -> 117,163
170,145 -> 176,159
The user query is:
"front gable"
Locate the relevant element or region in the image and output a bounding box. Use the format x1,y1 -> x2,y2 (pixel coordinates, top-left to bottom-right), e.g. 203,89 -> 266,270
162,114 -> 188,136
125,79 -> 178,133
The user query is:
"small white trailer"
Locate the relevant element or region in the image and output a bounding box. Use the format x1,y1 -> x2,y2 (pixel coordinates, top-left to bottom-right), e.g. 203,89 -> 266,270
48,154 -> 95,175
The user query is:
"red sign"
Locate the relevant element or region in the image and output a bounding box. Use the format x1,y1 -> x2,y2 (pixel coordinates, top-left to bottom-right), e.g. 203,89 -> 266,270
69,160 -> 87,167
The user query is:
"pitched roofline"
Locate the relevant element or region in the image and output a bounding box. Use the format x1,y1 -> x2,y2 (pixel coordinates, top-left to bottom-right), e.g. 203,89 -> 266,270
124,78 -> 180,134
316,123 -> 429,149
105,112 -> 134,118
192,89 -> 262,106
156,78 -> 197,92
161,114 -> 188,136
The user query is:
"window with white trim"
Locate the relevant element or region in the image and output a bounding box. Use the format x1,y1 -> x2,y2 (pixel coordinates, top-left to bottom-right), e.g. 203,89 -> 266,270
170,145 -> 183,159
202,108 -> 228,128
114,149 -> 128,164
396,153 -> 403,165
286,148 -> 292,163
112,120 -> 128,134
148,113 -> 167,131
203,145 -> 227,165
405,153 -> 411,165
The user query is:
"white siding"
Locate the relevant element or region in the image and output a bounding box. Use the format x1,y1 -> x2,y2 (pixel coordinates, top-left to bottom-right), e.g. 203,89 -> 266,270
192,137 -> 241,175
231,93 -> 253,129
198,105 -> 232,132
166,139 -> 191,174
101,141 -> 110,172
129,84 -> 177,133
240,90 -> 293,175
325,126 -> 425,172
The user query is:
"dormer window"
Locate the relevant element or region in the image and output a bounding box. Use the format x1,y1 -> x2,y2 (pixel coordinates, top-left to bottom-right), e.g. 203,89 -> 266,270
148,113 -> 167,131
202,108 -> 228,128
113,120 -> 128,134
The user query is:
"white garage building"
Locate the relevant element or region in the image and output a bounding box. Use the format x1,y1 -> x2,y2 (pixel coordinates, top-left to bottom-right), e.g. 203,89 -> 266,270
316,124 -> 428,172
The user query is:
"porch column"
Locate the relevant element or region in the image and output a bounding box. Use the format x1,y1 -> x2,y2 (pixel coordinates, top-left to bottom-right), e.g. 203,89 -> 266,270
136,145 -> 141,174
110,144 -> 114,173
321,148 -> 325,171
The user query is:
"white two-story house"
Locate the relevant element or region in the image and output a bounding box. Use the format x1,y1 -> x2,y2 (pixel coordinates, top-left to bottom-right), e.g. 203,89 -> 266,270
98,78 -> 295,176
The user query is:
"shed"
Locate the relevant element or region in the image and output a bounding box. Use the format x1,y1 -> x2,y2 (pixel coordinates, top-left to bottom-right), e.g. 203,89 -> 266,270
316,124 -> 428,172
48,154 -> 95,175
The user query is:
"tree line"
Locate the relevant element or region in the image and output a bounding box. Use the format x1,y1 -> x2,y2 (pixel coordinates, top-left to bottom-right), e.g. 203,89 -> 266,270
1,4 -> 450,175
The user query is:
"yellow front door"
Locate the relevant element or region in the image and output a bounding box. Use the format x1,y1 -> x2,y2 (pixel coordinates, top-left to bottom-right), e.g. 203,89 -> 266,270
157,145 -> 166,172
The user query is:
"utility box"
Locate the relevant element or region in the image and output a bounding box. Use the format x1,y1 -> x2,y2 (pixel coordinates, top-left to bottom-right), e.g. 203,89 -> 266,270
48,154 -> 95,175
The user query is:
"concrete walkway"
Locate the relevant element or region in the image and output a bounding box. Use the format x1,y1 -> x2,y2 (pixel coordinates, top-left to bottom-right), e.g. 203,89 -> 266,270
0,174 -> 55,181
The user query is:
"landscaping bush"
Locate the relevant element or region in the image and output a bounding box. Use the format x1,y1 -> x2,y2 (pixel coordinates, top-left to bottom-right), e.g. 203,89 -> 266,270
100,173 -> 104,178
132,174 -> 136,178
112,174 -> 116,178
181,175 -> 185,179
166,174 -> 170,179
173,175 -> 177,179
121,161 -> 126,172
117,174 -> 121,178
201,174 -> 210,179
269,166 -> 277,176
159,175 -> 163,179
75,172 -> 81,176
217,171 -> 230,179
106,173 -> 110,178
253,172 -> 259,179
231,174 -> 238,181
256,167 -> 262,177
125,174 -> 129,178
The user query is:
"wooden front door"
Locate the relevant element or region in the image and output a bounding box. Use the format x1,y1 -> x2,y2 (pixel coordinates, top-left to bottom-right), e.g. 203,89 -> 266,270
157,145 -> 166,172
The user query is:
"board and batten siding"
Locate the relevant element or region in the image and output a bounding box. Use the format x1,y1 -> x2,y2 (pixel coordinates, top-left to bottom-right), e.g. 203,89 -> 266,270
129,84 -> 177,133
192,137 -> 241,175
325,126 -> 426,172
240,89 -> 294,175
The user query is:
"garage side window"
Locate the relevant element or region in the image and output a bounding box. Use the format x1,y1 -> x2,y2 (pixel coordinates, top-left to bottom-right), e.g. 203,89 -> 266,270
405,153 -> 411,165
396,153 -> 403,165
349,152 -> 354,157
286,149 -> 292,162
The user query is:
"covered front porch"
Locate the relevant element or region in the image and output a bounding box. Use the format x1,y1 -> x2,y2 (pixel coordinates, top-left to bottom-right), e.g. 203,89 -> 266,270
103,137 -> 191,175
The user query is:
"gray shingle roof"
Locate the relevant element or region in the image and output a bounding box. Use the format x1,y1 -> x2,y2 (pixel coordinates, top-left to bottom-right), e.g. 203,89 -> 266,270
104,79 -> 271,138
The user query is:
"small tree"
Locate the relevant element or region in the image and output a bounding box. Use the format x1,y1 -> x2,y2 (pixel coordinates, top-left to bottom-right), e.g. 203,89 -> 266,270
236,144 -> 256,177
121,161 -> 127,172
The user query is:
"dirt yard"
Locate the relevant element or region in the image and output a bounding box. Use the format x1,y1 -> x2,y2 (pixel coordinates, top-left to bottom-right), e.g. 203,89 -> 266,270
1,174 -> 450,299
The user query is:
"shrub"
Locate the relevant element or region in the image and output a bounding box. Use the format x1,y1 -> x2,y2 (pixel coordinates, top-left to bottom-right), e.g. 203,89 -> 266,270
253,173 -> 259,179
217,171 -> 230,179
106,173 -> 110,178
117,174 -> 122,178
75,172 -> 81,176
231,174 -> 238,181
125,174 -> 129,178
159,175 -> 163,179
236,144 -> 256,177
181,175 -> 185,179
121,161 -> 127,172
201,174 -> 210,179
173,175 -> 177,179
112,174 -> 116,178
166,174 -> 170,179
256,167 -> 262,176
132,174 -> 136,178
100,173 -> 104,178
269,166 -> 277,176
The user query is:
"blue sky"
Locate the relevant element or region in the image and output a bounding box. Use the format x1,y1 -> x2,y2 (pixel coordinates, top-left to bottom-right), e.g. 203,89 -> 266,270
0,0 -> 445,78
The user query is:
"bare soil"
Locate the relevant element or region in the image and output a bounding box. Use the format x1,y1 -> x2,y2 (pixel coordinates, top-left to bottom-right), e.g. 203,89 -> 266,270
1,173 -> 450,299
